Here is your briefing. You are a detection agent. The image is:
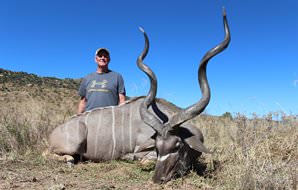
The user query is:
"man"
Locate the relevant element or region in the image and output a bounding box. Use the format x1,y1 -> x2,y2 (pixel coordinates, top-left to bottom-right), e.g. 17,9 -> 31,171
77,48 -> 126,113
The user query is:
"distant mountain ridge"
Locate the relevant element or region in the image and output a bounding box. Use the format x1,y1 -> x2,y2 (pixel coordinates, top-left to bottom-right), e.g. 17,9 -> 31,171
0,68 -> 81,89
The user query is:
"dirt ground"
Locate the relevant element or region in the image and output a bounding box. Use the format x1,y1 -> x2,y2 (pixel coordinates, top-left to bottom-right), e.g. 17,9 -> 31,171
0,154 -> 212,190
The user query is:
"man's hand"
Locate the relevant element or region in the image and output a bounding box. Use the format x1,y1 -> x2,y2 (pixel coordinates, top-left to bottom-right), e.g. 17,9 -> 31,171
78,97 -> 86,114
119,94 -> 126,105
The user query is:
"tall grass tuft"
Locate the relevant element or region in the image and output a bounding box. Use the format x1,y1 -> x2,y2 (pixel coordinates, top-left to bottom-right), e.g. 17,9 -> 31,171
193,112 -> 298,189
0,95 -> 76,156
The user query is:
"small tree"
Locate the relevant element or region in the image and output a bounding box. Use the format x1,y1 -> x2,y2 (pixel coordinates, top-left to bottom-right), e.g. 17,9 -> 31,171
222,111 -> 233,120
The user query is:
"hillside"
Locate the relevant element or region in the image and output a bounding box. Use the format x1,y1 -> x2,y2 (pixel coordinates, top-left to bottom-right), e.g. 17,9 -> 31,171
0,68 -> 80,117
0,68 -> 80,89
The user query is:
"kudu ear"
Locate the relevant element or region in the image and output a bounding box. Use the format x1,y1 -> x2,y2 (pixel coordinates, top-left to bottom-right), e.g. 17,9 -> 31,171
171,125 -> 211,154
184,136 -> 211,154
134,138 -> 155,153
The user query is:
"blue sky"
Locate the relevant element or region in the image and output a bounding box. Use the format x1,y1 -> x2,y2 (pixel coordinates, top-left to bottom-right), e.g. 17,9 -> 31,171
0,0 -> 297,117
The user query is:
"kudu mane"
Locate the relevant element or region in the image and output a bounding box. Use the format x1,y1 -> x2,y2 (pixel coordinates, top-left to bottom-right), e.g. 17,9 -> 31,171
71,96 -> 180,122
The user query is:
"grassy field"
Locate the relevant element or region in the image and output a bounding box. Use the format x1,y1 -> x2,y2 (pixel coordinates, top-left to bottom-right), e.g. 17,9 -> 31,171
0,69 -> 297,189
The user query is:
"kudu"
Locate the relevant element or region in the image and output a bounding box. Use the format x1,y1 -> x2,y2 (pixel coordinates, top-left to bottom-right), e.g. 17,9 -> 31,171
45,10 -> 230,184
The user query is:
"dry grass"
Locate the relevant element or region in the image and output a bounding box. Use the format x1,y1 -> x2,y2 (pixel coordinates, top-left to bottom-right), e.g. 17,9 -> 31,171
0,86 -> 78,154
193,114 -> 298,189
0,78 -> 297,189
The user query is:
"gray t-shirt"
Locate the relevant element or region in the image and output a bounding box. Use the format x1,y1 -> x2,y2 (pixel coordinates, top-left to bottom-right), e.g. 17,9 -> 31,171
79,71 -> 125,111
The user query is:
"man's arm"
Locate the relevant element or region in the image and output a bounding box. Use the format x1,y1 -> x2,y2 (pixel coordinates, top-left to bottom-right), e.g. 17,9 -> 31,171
78,97 -> 86,114
118,93 -> 126,105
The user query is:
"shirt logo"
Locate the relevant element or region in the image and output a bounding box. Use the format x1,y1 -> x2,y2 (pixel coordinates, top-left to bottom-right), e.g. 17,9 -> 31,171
90,79 -> 108,88
88,79 -> 110,93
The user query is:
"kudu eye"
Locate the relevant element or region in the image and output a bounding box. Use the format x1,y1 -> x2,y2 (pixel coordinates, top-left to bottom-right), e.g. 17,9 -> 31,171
171,141 -> 181,152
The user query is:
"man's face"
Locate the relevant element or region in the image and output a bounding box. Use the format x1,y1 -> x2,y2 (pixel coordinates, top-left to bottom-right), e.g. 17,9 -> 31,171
96,52 -> 110,67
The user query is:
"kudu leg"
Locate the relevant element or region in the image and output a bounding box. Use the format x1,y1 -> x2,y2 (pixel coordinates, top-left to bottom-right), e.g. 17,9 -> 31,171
44,120 -> 88,167
42,149 -> 75,167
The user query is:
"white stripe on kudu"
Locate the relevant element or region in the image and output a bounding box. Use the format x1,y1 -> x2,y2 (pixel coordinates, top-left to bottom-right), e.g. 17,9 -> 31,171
121,108 -> 125,153
84,112 -> 90,126
111,107 -> 116,159
157,154 -> 170,162
95,111 -> 103,157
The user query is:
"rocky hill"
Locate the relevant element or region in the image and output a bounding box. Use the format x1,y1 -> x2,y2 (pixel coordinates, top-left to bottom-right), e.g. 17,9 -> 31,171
0,68 -> 81,116
0,68 -> 80,90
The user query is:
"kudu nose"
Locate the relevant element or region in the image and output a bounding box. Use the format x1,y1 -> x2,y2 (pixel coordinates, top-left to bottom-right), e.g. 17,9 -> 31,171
160,177 -> 166,184
153,176 -> 166,184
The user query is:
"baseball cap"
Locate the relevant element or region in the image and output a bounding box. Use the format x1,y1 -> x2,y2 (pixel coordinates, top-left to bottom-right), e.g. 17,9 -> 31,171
95,48 -> 110,58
